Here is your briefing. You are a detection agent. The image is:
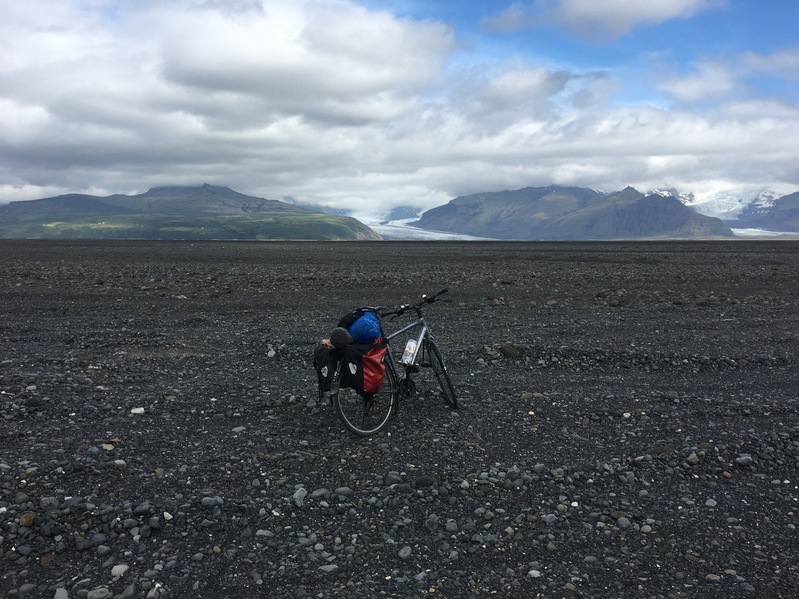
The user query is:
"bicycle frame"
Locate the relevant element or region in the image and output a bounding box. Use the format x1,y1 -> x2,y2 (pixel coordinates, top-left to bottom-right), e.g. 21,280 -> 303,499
385,316 -> 429,369
379,303 -> 456,411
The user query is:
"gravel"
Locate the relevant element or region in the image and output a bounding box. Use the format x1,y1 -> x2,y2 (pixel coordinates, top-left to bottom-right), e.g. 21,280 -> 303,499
1,239 -> 798,598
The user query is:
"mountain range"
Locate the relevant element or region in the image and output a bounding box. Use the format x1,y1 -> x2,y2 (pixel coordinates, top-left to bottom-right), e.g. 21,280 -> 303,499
0,185 -> 380,240
3,183 -> 798,241
411,186 -> 737,240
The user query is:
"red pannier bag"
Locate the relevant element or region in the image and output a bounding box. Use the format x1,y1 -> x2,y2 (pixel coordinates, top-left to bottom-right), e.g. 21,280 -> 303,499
341,338 -> 387,395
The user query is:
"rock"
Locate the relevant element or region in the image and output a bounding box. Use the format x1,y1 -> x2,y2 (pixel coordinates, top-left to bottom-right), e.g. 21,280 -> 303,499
19,512 -> 36,527
498,344 -> 521,358
112,564 -> 129,577
3,241 -> 799,599
383,471 -> 403,486
319,564 -> 339,573
414,475 -> 436,488
293,488 -> 308,507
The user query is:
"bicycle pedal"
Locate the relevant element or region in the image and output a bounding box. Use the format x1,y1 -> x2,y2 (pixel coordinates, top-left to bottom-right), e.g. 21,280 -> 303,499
406,365 -> 420,373
419,360 -> 432,367
399,377 -> 417,399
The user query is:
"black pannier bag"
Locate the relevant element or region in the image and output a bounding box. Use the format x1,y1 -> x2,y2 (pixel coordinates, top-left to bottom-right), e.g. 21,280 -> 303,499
313,343 -> 339,393
313,340 -> 387,396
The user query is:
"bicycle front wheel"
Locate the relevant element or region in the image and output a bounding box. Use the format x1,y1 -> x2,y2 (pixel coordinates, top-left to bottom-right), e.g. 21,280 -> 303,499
428,339 -> 457,409
332,360 -> 398,436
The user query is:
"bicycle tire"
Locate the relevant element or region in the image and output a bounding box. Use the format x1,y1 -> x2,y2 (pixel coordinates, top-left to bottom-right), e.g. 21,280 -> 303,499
332,358 -> 399,436
427,339 -> 457,408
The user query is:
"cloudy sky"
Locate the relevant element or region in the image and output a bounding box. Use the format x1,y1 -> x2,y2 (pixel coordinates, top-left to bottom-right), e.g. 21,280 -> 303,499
2,0 -> 798,215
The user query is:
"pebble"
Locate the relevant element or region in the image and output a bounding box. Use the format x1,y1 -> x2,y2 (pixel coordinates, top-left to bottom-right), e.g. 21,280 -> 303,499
4,242 -> 798,599
384,472 -> 403,485
112,564 -> 130,577
319,564 -> 339,573
293,488 -> 308,507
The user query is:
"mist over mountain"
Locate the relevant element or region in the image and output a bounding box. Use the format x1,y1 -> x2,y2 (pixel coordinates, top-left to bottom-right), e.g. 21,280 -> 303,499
0,185 -> 380,240
673,187 -> 799,235
728,191 -> 799,231
412,186 -> 735,240
680,189 -> 781,221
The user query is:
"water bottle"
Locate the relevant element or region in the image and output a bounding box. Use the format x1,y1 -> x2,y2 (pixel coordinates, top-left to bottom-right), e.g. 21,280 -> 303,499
401,339 -> 417,364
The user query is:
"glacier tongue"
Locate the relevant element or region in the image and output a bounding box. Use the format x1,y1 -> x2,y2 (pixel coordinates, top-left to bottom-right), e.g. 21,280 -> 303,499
681,188 -> 783,219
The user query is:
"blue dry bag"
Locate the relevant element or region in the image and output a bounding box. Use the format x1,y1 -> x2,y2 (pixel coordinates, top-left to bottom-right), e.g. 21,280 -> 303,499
347,311 -> 382,344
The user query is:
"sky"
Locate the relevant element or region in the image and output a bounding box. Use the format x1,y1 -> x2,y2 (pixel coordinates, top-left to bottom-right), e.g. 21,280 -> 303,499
2,0 -> 798,216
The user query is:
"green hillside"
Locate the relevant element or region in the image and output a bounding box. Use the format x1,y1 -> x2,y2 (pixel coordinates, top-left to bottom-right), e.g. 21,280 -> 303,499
0,185 -> 380,240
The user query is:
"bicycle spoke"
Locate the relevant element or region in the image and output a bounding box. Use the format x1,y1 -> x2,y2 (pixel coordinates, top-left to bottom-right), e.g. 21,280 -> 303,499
332,360 -> 398,436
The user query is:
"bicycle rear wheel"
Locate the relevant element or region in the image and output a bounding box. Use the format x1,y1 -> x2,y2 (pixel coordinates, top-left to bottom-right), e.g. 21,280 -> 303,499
332,360 -> 398,436
427,339 -> 457,408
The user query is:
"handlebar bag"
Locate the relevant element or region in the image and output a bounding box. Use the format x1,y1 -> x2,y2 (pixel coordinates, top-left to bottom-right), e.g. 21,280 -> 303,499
341,339 -> 387,395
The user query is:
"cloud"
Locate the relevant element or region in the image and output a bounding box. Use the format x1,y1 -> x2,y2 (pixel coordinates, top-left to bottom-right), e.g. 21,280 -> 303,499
157,2 -> 453,125
743,47 -> 799,81
0,0 -> 797,213
448,63 -> 574,129
485,0 -> 724,41
658,61 -> 740,103
658,47 -> 799,104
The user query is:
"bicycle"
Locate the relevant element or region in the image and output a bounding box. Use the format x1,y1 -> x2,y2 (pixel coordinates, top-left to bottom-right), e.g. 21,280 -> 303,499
327,288 -> 457,437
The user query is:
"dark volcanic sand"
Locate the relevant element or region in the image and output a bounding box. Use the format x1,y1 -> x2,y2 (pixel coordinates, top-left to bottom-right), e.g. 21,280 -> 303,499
1,239 -> 798,598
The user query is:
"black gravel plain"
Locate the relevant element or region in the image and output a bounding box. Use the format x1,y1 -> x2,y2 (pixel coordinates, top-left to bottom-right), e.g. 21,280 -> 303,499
1,239 -> 798,599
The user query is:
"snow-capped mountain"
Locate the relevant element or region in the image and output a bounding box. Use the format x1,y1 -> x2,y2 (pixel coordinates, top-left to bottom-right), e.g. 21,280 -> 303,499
679,188 -> 782,220
674,187 -> 799,234
739,190 -> 782,216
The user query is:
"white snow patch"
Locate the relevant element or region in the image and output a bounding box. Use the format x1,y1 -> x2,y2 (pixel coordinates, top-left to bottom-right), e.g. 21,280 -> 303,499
685,187 -> 794,219
731,228 -> 799,238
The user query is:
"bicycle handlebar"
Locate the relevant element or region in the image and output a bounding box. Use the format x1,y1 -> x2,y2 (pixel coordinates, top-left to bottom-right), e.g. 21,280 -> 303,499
381,288 -> 448,318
